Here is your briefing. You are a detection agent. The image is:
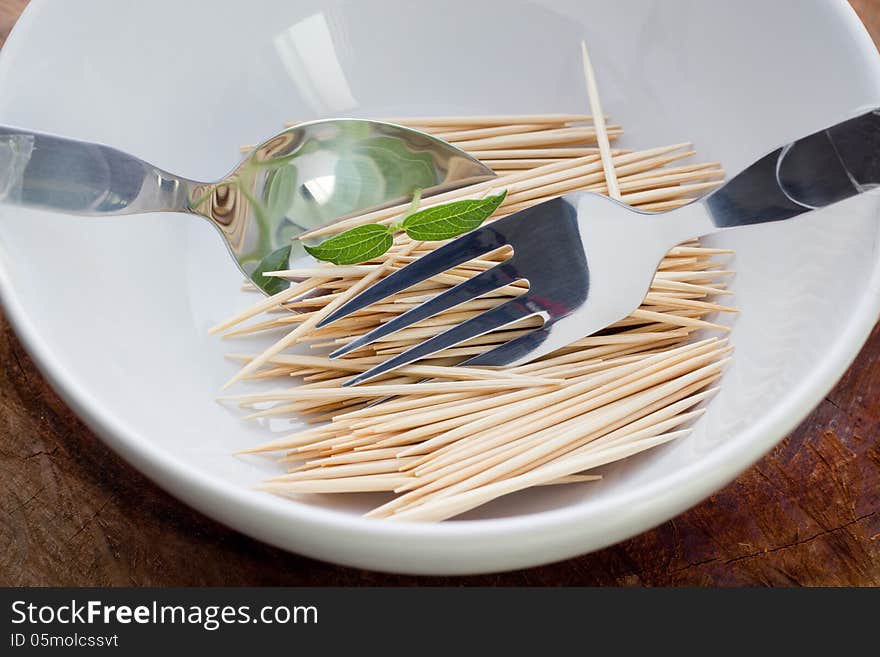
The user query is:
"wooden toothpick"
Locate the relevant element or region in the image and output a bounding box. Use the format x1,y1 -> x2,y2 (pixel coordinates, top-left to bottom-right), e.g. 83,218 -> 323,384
581,40 -> 621,200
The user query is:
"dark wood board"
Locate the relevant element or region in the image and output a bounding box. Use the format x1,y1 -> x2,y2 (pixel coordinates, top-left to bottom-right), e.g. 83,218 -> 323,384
0,0 -> 877,586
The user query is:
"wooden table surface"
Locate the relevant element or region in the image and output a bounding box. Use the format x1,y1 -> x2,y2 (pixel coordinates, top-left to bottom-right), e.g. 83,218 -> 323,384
1,0 -> 878,586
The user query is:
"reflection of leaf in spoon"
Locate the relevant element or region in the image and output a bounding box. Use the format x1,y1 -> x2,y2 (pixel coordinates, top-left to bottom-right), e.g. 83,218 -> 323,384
285,154 -> 386,235
264,165 -> 298,220
333,154 -> 386,211
353,136 -> 438,198
262,165 -> 304,244
250,243 -> 292,295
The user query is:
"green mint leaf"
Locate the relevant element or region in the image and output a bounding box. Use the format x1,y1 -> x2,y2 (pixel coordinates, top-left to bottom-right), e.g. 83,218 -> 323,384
402,191 -> 507,241
251,244 -> 293,295
304,224 -> 394,265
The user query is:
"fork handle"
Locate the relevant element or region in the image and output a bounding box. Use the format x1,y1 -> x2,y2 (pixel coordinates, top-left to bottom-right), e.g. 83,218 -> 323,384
0,125 -> 200,216
699,109 -> 880,230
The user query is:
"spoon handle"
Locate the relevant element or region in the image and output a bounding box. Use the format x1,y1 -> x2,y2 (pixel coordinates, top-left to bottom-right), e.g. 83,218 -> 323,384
0,125 -> 200,216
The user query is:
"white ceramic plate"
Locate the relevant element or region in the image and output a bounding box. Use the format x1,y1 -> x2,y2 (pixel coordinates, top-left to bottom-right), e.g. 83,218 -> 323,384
1,0 -> 879,575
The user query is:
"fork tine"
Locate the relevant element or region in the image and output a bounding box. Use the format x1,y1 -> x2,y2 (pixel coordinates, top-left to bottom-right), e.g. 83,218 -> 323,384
315,225 -> 508,328
343,297 -> 543,386
462,325 -> 555,368
330,262 -> 521,358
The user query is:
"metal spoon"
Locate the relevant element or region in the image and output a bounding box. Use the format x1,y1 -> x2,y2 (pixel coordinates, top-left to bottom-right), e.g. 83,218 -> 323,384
0,119 -> 495,293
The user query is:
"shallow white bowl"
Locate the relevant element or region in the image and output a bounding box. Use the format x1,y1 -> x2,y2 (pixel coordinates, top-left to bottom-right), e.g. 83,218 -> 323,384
1,0 -> 879,575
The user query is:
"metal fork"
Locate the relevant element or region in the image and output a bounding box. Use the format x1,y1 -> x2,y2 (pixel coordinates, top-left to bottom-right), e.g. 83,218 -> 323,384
319,109 -> 880,385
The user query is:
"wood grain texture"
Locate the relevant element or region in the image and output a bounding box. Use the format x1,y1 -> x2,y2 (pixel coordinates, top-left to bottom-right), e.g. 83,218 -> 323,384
0,0 -> 24,48
0,0 -> 878,586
